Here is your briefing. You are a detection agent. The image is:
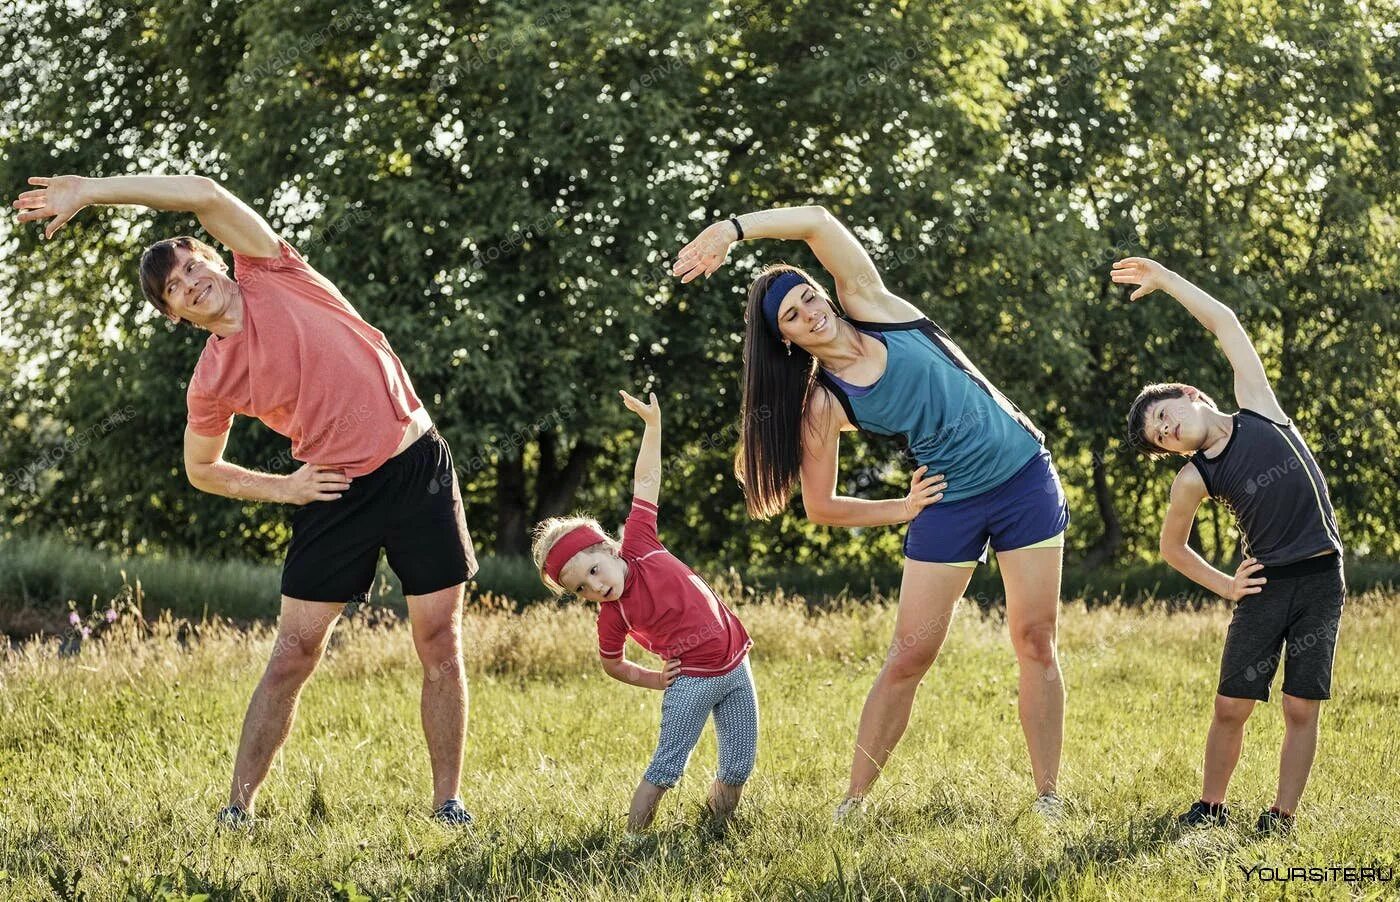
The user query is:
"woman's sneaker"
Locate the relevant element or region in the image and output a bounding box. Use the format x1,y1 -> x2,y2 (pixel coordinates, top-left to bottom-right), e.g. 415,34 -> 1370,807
833,796 -> 866,824
1032,793 -> 1067,821
432,798 -> 474,827
1177,800 -> 1229,828
1255,807 -> 1295,836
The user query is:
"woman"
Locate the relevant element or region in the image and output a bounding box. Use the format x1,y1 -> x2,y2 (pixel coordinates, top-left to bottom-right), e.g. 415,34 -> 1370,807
672,206 -> 1069,820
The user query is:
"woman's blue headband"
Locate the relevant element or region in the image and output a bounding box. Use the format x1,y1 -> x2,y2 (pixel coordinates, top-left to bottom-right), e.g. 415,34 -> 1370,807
761,271 -> 808,337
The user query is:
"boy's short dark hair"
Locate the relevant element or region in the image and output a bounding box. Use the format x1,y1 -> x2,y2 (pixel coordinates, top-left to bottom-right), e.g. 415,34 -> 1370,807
1126,383 -> 1217,457
138,236 -> 224,317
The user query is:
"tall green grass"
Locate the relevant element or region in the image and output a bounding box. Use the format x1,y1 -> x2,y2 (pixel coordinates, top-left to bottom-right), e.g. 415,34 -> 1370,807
1,590 -> 1396,899
2,533 -> 1397,630
0,535 -> 550,626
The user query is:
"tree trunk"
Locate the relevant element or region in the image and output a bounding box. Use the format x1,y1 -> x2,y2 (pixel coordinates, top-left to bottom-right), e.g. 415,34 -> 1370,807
533,431 -> 598,522
495,449 -> 530,557
1083,450 -> 1122,568
493,433 -> 600,558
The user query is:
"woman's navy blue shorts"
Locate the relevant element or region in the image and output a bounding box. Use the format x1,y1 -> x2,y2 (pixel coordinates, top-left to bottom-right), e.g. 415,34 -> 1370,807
903,449 -> 1069,565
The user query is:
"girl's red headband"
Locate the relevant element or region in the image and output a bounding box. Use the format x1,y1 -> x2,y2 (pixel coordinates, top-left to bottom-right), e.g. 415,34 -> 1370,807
543,524 -> 610,583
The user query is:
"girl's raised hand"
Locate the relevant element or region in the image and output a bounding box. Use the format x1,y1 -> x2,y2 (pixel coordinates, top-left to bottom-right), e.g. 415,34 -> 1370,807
1110,257 -> 1172,301
619,390 -> 661,427
671,220 -> 736,283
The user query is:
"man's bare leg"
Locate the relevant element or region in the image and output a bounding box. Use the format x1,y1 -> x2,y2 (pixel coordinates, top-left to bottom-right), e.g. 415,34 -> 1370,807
227,597 -> 345,812
407,583 -> 467,809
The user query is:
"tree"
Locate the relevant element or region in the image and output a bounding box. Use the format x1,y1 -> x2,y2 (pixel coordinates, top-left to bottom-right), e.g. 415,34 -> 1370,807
2,0 -> 1395,576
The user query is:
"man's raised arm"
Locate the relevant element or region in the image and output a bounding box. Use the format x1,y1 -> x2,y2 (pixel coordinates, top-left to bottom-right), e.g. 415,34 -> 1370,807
13,174 -> 280,257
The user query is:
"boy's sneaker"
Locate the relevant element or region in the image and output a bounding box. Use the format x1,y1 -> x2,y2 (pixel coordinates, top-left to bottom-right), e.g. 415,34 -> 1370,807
1032,793 -> 1067,821
1255,807 -> 1295,836
216,805 -> 251,830
833,796 -> 866,824
1177,800 -> 1229,828
432,798 -> 474,827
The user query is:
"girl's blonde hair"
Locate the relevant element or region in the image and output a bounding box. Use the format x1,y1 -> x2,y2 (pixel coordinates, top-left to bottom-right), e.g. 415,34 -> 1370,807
531,515 -> 620,594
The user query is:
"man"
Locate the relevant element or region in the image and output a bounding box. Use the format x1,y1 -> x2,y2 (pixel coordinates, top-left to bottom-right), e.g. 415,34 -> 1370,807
13,173 -> 479,826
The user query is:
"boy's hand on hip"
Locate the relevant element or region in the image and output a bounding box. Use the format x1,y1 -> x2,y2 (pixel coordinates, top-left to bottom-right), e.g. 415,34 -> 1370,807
1225,557 -> 1267,601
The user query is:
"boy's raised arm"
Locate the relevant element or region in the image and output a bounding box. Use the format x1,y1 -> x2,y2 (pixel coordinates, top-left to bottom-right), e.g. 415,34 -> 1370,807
1111,257 -> 1287,421
620,390 -> 662,506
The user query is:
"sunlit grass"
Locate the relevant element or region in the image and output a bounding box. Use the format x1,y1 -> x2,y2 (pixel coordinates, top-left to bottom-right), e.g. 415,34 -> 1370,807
1,590 -> 1397,899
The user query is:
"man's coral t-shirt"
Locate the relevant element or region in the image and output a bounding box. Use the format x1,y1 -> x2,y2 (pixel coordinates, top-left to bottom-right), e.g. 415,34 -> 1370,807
186,240 -> 423,477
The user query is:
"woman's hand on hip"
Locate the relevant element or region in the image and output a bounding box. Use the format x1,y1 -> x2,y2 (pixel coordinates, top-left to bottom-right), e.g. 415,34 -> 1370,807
902,465 -> 947,520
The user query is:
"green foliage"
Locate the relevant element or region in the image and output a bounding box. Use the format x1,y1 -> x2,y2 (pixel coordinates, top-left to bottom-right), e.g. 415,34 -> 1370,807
0,0 -> 1395,581
0,534 -> 557,623
2,535 -> 1397,627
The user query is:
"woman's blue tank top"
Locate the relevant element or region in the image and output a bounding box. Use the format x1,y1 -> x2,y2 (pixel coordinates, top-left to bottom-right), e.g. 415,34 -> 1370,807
817,318 -> 1044,502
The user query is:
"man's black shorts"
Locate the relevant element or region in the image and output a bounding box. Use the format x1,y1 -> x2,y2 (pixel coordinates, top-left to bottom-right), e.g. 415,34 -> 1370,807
281,429 -> 478,602
1218,554 -> 1345,701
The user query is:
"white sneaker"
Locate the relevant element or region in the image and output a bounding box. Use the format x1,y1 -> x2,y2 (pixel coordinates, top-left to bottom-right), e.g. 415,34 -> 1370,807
1032,793 -> 1067,821
833,796 -> 866,824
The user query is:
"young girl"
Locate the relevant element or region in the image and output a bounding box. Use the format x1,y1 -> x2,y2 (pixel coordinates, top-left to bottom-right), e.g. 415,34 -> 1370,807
532,390 -> 757,832
1115,257 -> 1345,835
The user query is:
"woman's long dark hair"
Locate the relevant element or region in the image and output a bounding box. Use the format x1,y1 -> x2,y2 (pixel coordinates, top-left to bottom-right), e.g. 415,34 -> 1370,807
736,263 -> 836,519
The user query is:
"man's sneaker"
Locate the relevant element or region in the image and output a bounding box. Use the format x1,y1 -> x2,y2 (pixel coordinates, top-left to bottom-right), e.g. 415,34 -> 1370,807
216,805 -> 251,830
1177,800 -> 1229,828
1032,793 -> 1067,821
1255,807 -> 1295,836
833,796 -> 865,824
432,798 -> 474,827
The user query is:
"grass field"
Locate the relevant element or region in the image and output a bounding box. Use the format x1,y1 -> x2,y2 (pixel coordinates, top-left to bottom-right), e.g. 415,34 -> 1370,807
1,588 -> 1398,900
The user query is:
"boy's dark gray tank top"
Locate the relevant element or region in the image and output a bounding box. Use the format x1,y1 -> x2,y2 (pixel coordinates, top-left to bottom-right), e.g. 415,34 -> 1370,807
1190,409 -> 1343,566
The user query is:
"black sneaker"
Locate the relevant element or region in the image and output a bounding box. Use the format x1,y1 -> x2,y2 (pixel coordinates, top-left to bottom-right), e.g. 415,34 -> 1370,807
1255,807 -> 1295,836
216,805 -> 252,830
432,798 -> 474,827
1177,800 -> 1229,828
